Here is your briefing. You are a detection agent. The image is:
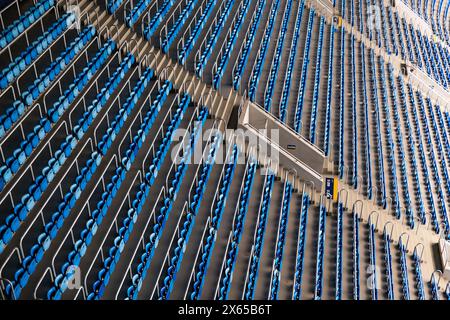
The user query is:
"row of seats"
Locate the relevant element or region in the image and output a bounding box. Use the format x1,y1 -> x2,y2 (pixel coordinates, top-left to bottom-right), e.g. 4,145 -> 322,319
368,221 -> 378,300
391,68 -> 430,228
337,28 -> 345,179
367,50 -> 387,213
158,129 -> 220,299
160,0 -> 200,54
384,63 -> 406,216
403,79 -> 442,230
212,0 -> 251,90
86,82 -> 178,300
194,0 -> 234,78
408,22 -> 423,69
350,35 -> 360,187
73,54 -> 134,153
363,48 -> 387,209
278,1 -> 305,123
370,0 -> 382,48
262,0 -> 293,112
107,0 -> 124,14
392,234 -> 416,303
322,25 -> 335,156
386,7 -> 406,60
0,41 -> 128,255
335,200 -> 344,300
3,41 -> 130,299
378,56 -> 404,222
247,0 -> 281,102
268,181 -> 292,300
143,0 -> 175,40
177,0 -> 217,65
125,0 -> 152,27
231,0 -> 266,91
352,211 -> 360,299
217,159 -> 257,300
293,9 -> 314,133
430,272 -> 440,300
46,66 -> 155,299
188,144 -> 239,300
383,229 -> 395,299
385,5 -> 399,56
308,16 -> 325,144
0,0 -> 54,50
345,0 -> 354,27
124,102 -> 207,300
339,0 -> 348,27
313,200 -> 326,300
292,191 -> 309,300
349,35 -> 357,188
358,42 -> 373,201
377,0 -> 392,55
412,248 -> 426,300
357,0 -> 367,36
445,112 -> 450,143
393,10 -> 407,60
0,101 -> 25,144
243,172 -> 274,300
0,12 -> 76,90
399,16 -> 414,62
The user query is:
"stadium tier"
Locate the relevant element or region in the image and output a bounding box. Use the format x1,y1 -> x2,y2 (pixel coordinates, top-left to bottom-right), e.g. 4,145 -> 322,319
0,0 -> 449,301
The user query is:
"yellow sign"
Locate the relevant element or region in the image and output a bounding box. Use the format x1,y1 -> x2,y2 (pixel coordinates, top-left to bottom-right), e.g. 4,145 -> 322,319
325,177 -> 339,201
333,177 -> 338,201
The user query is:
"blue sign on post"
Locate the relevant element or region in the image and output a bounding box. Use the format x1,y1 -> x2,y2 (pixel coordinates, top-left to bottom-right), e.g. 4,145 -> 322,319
325,177 -> 337,200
